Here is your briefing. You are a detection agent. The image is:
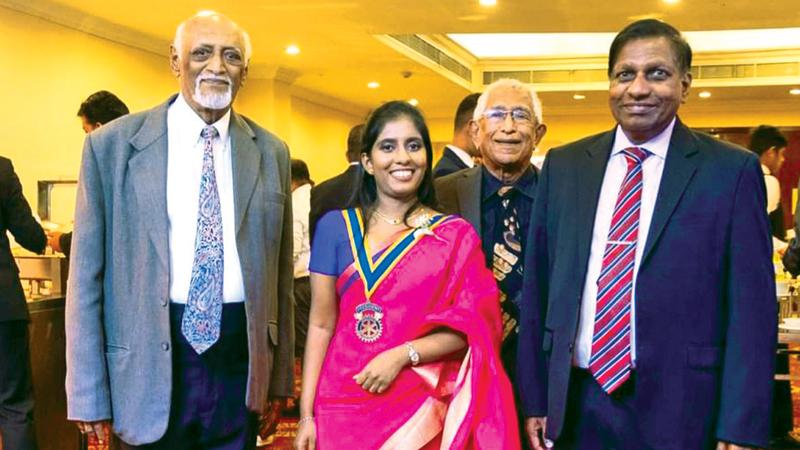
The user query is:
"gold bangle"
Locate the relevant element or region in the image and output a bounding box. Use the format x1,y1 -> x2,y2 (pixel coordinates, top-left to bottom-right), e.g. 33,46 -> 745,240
298,416 -> 315,426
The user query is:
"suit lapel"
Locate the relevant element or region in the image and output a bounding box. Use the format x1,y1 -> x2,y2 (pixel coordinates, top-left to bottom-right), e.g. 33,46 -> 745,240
128,99 -> 172,271
575,131 -> 615,280
641,120 -> 700,264
230,112 -> 260,235
445,147 -> 468,170
456,167 -> 482,235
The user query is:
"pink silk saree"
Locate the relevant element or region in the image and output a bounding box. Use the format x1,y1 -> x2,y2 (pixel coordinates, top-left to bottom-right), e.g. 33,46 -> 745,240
314,210 -> 521,449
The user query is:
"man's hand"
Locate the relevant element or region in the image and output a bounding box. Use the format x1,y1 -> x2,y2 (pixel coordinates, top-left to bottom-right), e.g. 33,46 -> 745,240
524,416 -> 550,450
258,398 -> 287,440
47,231 -> 63,253
715,441 -> 758,450
76,420 -> 111,445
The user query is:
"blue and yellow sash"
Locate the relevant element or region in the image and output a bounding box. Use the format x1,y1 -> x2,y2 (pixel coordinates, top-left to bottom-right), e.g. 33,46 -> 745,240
342,208 -> 448,298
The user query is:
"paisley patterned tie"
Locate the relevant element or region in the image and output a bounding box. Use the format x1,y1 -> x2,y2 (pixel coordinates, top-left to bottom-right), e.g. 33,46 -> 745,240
182,125 -> 224,354
493,186 -> 523,343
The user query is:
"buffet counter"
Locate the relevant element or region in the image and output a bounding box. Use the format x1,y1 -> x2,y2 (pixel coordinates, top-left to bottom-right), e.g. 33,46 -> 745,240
27,295 -> 80,450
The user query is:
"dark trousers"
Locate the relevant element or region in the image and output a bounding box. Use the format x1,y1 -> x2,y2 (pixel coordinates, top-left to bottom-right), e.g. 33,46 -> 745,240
557,369 -> 645,450
772,346 -> 793,437
119,303 -> 257,450
0,320 -> 38,450
293,276 -> 311,356
501,334 -> 532,450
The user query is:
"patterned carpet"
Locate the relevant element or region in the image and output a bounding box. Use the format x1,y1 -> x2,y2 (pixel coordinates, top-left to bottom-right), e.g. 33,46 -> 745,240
259,349 -> 800,449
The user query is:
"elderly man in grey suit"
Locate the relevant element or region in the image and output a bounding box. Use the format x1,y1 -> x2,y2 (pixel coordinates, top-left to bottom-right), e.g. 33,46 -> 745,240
65,11 -> 294,450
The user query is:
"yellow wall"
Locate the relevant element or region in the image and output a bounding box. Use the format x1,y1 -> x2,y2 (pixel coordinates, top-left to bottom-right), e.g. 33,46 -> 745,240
1,6 -> 365,226
4,5 -> 799,225
0,6 -> 175,221
288,96 -> 363,183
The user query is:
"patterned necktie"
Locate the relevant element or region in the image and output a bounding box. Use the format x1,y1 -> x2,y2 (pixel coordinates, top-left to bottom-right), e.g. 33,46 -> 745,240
589,147 -> 649,393
182,125 -> 224,354
492,186 -> 524,344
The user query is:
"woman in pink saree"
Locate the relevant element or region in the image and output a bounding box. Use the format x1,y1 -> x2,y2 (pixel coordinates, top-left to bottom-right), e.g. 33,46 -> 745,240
294,101 -> 520,450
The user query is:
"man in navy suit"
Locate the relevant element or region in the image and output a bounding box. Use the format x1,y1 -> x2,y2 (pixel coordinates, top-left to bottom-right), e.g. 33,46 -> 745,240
518,19 -> 776,450
0,156 -> 46,450
433,93 -> 481,178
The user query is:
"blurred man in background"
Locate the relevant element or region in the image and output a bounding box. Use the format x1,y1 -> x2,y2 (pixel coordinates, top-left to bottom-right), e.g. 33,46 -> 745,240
433,92 -> 481,178
48,90 -> 129,257
309,124 -> 363,240
749,125 -> 788,243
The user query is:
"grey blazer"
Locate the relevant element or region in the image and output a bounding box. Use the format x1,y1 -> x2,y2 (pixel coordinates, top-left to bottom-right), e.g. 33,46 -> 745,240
65,96 -> 295,445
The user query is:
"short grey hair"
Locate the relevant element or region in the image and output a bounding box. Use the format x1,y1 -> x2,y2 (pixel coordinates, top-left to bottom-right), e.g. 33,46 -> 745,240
173,11 -> 252,64
473,78 -> 543,124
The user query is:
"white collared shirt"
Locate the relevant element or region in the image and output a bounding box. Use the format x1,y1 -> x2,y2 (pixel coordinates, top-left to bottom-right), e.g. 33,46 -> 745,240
446,145 -> 476,169
761,164 -> 781,213
292,183 -> 312,278
573,118 -> 675,368
166,94 -> 245,304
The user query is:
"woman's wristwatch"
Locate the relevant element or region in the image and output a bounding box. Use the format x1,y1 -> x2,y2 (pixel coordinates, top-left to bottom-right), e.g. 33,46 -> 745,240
405,341 -> 420,366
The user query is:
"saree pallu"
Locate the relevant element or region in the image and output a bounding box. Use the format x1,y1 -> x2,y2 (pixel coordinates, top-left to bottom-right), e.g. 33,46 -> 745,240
314,213 -> 520,449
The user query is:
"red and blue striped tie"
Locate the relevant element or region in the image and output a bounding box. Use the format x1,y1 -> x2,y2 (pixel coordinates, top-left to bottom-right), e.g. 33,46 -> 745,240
589,146 -> 648,394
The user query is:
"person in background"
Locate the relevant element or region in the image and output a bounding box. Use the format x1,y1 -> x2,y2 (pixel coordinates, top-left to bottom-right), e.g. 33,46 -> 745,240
749,125 -> 788,243
432,92 -> 481,178
295,101 -> 520,450
258,159 -> 315,445
65,11 -> 294,449
290,159 -> 313,409
435,78 -> 547,449
48,90 -> 129,257
0,156 -> 47,450
518,19 -> 775,450
291,158 -> 313,363
308,124 -> 364,241
78,90 -> 130,134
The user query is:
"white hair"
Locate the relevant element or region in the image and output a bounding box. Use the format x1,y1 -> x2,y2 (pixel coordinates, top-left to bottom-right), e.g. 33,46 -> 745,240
173,11 -> 252,64
473,78 -> 543,124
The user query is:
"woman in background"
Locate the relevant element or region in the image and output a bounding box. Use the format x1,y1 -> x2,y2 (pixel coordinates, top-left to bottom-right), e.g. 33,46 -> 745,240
294,101 -> 519,449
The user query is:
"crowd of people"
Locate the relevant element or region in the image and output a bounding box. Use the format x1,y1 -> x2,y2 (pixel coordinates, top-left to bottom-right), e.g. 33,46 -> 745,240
0,9 -> 790,450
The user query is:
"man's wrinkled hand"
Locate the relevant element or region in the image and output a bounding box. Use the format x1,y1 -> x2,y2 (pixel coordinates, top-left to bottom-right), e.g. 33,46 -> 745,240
524,417 -> 550,450
75,420 -> 111,445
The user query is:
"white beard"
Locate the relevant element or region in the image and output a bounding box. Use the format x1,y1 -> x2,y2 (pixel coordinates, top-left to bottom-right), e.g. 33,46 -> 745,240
193,74 -> 233,109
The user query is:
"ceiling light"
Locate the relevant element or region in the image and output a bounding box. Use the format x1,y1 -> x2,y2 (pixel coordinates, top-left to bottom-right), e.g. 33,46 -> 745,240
698,91 -> 712,99
408,98 -> 419,106
479,0 -> 497,6
790,88 -> 800,96
285,45 -> 300,55
367,81 -> 380,89
573,93 -> 586,100
662,0 -> 680,4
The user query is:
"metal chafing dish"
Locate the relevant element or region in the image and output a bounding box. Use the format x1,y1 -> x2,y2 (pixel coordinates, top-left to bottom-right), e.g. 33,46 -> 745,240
15,254 -> 68,300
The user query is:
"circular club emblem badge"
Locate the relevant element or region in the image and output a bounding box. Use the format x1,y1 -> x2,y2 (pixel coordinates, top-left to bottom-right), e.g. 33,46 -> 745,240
354,302 -> 384,343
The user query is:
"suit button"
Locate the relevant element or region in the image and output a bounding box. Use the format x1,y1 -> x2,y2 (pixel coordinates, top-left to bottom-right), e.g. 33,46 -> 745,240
161,342 -> 170,351
568,343 -> 574,352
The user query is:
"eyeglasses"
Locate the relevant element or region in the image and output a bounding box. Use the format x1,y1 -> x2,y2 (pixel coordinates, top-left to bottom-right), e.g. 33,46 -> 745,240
482,108 -> 534,124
